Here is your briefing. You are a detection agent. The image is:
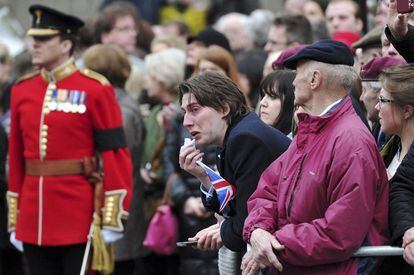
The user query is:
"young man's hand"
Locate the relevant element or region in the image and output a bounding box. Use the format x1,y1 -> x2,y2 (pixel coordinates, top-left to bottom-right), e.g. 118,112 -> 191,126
179,146 -> 209,186
188,223 -> 223,250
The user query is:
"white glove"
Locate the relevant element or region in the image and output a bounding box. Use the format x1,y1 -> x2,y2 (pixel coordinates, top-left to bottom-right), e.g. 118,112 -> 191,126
10,231 -> 23,252
101,229 -> 123,244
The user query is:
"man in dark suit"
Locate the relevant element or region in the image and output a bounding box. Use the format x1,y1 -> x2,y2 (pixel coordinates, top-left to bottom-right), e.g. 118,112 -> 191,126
178,72 -> 290,273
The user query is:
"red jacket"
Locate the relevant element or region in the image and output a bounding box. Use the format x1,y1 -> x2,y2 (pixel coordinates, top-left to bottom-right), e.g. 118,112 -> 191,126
243,97 -> 389,274
7,60 -> 132,246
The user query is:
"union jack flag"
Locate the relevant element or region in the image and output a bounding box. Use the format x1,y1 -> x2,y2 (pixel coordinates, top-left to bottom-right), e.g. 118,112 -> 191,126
197,161 -> 236,212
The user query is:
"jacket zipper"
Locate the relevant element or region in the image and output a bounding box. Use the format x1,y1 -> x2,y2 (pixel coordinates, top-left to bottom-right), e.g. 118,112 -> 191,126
288,154 -> 307,217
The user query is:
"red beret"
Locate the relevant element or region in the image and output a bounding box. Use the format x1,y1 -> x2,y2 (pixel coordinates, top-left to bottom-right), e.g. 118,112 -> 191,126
272,44 -> 306,70
360,56 -> 406,81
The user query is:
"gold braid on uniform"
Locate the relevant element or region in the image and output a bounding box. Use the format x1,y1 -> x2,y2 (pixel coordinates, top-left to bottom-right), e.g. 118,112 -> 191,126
102,190 -> 128,231
79,68 -> 110,85
6,191 -> 19,231
92,213 -> 115,274
15,71 -> 39,84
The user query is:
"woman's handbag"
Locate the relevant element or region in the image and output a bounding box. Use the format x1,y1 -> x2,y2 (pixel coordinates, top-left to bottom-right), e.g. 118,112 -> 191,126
143,175 -> 178,255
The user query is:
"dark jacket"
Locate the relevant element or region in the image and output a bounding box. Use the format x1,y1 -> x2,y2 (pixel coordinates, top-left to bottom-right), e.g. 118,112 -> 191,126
350,93 -> 370,130
202,112 -> 291,252
163,114 -> 219,274
372,121 -> 390,150
382,140 -> 414,274
113,88 -> 149,260
381,136 -> 400,168
0,125 -> 7,249
382,23 -> 414,275
385,24 -> 414,63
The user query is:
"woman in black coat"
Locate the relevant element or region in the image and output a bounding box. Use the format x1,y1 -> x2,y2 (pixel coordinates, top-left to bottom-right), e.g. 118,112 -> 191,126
381,1 -> 414,273
383,144 -> 414,274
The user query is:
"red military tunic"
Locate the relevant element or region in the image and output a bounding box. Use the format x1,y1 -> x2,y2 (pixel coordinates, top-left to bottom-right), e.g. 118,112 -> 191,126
7,59 -> 132,246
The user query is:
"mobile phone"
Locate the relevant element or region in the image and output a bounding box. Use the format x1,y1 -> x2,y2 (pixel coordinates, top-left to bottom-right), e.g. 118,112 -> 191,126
176,240 -> 198,247
273,245 -> 285,253
397,0 -> 413,14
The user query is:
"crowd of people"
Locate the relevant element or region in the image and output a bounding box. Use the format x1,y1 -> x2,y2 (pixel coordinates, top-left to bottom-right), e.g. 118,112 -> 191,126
1,0 -> 414,274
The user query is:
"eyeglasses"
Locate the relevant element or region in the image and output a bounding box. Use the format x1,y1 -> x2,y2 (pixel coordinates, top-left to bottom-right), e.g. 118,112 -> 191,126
378,95 -> 394,108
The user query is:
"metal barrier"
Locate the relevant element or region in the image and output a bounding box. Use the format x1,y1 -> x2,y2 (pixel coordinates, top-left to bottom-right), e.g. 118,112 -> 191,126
353,246 -> 404,257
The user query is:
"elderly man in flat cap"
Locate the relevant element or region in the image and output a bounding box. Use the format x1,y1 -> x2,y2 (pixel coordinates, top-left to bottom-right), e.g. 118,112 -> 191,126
7,4 -> 132,275
241,40 -> 389,275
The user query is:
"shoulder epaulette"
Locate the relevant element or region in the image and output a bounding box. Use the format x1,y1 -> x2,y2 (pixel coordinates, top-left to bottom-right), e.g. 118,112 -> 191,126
15,70 -> 40,84
80,68 -> 110,85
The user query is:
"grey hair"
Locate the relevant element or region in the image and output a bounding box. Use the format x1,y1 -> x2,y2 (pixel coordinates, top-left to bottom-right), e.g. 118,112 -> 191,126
145,48 -> 186,92
303,60 -> 357,92
248,9 -> 274,48
214,13 -> 254,45
364,81 -> 382,92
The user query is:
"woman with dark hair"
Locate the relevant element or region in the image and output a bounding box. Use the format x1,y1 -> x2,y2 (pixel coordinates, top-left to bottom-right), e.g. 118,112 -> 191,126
237,49 -> 268,108
258,70 -> 296,135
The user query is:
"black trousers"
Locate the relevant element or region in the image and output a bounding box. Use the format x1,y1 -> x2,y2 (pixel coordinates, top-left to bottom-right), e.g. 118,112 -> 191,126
23,243 -> 86,275
0,248 -> 26,275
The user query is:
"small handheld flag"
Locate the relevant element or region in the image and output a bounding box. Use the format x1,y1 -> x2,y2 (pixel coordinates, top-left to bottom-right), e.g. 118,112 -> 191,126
196,161 -> 236,212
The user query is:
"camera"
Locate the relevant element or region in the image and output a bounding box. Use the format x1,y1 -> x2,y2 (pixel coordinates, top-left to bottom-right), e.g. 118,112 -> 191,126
397,0 -> 414,14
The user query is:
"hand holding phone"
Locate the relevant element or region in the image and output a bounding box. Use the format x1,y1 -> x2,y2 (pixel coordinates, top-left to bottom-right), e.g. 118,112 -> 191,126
176,240 -> 198,247
273,245 -> 285,253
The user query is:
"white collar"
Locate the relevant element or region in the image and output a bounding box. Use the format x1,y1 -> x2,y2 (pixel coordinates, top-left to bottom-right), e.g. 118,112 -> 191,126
319,98 -> 342,116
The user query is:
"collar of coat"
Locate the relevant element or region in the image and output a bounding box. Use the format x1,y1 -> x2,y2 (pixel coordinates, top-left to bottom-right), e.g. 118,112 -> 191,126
41,57 -> 77,83
296,96 -> 351,134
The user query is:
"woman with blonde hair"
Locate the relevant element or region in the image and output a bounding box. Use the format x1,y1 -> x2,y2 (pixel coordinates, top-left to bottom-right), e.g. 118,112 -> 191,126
140,48 -> 186,274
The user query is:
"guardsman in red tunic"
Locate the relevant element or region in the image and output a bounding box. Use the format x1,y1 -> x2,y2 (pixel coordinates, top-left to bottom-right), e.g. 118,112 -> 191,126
6,5 -> 132,275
